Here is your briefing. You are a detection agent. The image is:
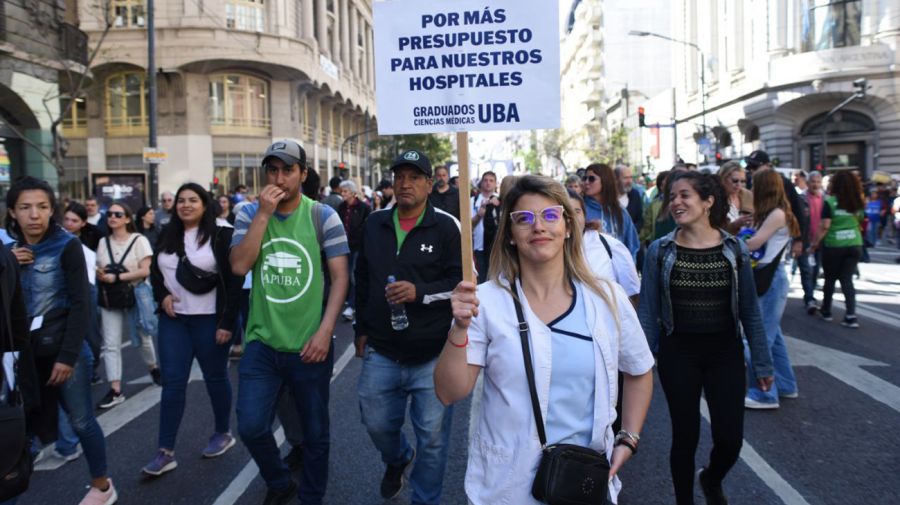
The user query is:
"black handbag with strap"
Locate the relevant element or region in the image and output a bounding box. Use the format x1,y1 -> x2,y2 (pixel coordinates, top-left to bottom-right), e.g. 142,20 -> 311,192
0,280 -> 32,501
511,291 -> 610,505
98,235 -> 138,309
752,244 -> 787,296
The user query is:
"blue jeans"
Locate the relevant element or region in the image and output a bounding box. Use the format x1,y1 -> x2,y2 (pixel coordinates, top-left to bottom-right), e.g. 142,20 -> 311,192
237,340 -> 333,505
130,282 -> 158,346
55,404 -> 80,456
157,314 -> 231,450
57,341 -> 108,478
357,348 -> 453,505
798,249 -> 821,305
746,265 -> 798,403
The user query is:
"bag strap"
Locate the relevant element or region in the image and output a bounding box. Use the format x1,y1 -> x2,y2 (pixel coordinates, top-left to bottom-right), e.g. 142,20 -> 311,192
107,235 -> 139,268
0,259 -> 18,396
597,231 -> 612,259
511,285 -> 548,448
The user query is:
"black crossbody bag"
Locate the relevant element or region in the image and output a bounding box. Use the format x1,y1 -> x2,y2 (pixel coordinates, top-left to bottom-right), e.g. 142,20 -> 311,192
512,292 -> 610,505
98,236 -> 138,309
0,285 -> 32,500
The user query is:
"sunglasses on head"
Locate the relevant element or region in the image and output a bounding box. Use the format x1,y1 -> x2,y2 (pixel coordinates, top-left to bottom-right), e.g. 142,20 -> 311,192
108,211 -> 126,218
509,206 -> 565,227
582,175 -> 599,183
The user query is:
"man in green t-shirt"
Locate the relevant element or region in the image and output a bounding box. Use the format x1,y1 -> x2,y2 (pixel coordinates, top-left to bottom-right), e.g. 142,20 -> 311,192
230,139 -> 349,505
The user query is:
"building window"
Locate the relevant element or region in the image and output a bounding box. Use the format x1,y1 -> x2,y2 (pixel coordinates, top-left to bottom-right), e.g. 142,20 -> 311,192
802,0 -> 861,52
60,97 -> 87,138
209,74 -> 270,136
105,72 -> 148,136
111,0 -> 146,28
226,0 -> 265,32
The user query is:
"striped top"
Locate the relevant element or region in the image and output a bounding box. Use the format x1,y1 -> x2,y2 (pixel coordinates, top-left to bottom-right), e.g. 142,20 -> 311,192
231,200 -> 350,259
670,244 -> 734,334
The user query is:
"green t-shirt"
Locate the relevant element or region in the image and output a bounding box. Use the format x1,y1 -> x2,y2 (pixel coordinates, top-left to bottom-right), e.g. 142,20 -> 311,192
824,196 -> 863,248
246,196 -> 324,352
392,208 -> 425,254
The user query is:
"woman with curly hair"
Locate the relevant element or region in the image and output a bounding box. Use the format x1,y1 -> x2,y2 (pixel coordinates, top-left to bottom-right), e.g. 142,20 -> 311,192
809,170 -> 865,328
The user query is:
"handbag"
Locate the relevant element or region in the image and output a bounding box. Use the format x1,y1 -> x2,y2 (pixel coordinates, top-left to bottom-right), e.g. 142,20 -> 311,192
176,255 -> 218,295
0,287 -> 32,500
752,244 -> 787,296
512,291 -> 610,505
98,236 -> 138,309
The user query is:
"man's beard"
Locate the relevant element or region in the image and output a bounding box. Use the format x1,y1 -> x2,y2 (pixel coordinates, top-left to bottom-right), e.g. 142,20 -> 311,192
436,179 -> 446,188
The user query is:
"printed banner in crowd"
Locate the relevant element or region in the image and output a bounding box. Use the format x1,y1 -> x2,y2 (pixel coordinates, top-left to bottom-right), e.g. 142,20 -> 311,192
92,172 -> 147,213
374,0 -> 561,134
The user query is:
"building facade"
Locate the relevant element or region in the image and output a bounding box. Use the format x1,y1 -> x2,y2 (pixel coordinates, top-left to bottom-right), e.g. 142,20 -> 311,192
63,0 -> 377,201
0,0 -> 88,196
670,0 -> 900,176
558,0 -> 604,171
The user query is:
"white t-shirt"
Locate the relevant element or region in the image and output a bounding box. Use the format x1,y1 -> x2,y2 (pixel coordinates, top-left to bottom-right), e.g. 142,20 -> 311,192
583,231 -> 640,297
96,233 -> 153,285
157,228 -> 218,315
757,224 -> 791,266
82,245 -> 97,286
87,213 -> 101,226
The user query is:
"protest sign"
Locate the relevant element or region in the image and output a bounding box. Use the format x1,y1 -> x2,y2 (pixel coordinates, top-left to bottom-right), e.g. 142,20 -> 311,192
374,0 -> 561,282
373,0 -> 560,135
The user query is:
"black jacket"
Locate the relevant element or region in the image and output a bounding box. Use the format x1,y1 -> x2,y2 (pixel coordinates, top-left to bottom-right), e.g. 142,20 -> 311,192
339,198 -> 371,251
150,226 -> 242,332
0,246 -> 37,411
625,187 -> 644,232
429,186 -> 460,219
354,203 -> 462,363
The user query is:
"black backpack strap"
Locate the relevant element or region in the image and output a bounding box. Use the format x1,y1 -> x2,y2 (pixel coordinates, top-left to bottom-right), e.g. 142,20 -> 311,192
597,232 -> 612,259
512,285 -> 547,448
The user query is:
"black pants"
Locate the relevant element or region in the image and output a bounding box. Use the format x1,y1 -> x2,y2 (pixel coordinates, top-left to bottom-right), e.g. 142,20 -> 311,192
657,331 -> 745,505
821,245 -> 862,316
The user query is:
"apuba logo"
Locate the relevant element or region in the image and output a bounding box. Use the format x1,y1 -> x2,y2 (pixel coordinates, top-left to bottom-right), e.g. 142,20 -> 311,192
260,237 -> 314,304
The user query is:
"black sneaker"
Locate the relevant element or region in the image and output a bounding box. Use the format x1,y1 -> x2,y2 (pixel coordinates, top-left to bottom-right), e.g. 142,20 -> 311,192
819,310 -> 833,322
262,479 -> 297,505
150,368 -> 162,386
97,389 -> 125,409
841,316 -> 860,329
698,467 -> 728,505
91,373 -> 103,386
283,446 -> 303,472
380,449 -> 415,499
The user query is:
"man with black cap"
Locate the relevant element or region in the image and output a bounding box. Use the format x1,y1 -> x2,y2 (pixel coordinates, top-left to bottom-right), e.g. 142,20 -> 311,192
230,139 -> 349,505
353,149 -> 462,505
745,149 -> 807,258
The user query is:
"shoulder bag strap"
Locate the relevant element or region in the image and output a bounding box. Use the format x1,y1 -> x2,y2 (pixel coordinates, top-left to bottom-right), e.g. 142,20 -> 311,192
117,235 -> 139,268
105,236 -> 115,265
512,286 -> 547,448
597,231 -> 612,259
1,262 -> 17,395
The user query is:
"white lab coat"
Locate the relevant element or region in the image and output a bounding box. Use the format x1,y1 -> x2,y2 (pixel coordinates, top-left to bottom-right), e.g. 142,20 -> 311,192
464,277 -> 654,505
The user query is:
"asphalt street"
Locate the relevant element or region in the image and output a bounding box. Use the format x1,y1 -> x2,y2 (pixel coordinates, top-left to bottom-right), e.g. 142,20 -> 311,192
19,244 -> 900,505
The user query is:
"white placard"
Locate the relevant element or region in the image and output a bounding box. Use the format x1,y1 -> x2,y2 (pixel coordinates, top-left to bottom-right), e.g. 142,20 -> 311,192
374,0 -> 560,135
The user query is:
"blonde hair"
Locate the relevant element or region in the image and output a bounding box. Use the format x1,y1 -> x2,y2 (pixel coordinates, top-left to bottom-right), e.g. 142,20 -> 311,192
718,161 -> 744,188
489,175 -> 618,317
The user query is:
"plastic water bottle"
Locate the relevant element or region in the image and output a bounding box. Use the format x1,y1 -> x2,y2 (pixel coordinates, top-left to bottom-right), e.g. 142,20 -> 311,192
387,275 -> 409,330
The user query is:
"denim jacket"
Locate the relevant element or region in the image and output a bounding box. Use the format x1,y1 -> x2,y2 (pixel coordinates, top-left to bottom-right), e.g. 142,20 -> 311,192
638,229 -> 774,378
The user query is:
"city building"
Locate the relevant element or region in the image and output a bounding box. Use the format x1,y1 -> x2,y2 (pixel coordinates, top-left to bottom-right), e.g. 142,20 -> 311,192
0,0 -> 88,196
558,0 -> 604,172
63,0 -> 377,201
667,0 -> 899,176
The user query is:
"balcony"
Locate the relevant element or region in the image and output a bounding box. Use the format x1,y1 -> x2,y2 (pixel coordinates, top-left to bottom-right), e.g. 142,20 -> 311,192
61,23 -> 88,66
106,116 -> 148,137
61,117 -> 87,138
210,116 -> 270,136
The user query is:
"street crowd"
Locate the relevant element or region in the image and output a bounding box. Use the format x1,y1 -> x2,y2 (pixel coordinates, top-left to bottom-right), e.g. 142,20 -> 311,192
1,138 -> 898,505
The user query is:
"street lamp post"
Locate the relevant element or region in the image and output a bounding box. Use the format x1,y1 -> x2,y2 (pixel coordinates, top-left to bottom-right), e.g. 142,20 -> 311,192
629,30 -> 707,158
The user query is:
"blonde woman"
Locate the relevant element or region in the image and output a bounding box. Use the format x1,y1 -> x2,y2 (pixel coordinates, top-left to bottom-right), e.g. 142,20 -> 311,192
718,161 -> 753,234
435,175 -> 654,504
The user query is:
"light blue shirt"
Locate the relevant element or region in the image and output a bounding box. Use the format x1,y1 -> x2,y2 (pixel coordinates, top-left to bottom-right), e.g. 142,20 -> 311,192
545,285 -> 596,446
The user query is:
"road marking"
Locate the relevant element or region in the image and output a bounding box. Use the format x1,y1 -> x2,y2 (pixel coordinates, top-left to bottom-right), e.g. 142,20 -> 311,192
700,400 -> 811,505
787,336 -> 900,414
212,343 -> 356,505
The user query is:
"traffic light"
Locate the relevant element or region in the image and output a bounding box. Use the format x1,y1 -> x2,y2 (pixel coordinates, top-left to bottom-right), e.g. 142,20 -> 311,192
638,107 -> 646,128
853,78 -> 867,99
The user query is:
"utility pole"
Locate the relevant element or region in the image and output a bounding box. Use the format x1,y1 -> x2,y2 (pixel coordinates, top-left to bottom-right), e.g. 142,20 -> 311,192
147,0 -> 159,207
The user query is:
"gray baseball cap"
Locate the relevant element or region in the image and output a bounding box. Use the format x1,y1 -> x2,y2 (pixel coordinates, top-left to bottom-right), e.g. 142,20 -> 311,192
263,139 -> 306,168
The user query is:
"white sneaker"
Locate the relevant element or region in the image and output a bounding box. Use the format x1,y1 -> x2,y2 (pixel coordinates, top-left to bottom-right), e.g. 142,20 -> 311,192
744,396 -> 779,410
342,306 -> 355,321
78,478 -> 117,505
52,444 -> 83,463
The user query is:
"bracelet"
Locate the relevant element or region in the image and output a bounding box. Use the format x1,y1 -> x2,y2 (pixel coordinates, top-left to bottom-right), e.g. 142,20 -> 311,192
448,331 -> 468,348
614,438 -> 637,455
616,429 -> 641,444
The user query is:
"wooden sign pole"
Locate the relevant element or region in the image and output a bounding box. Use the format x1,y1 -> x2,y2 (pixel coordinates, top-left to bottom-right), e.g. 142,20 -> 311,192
456,131 -> 475,283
